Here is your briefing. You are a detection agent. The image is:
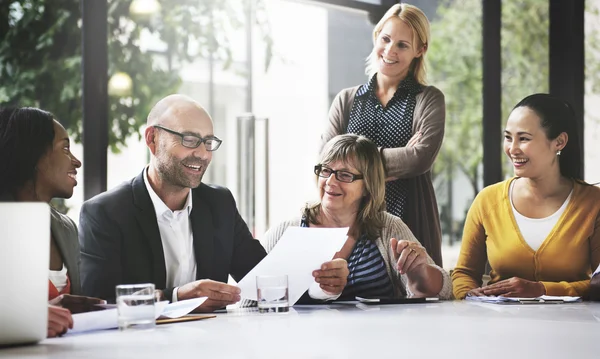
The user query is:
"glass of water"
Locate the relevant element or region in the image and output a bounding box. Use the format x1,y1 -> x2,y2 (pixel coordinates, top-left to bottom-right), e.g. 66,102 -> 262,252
116,283 -> 156,330
256,275 -> 289,313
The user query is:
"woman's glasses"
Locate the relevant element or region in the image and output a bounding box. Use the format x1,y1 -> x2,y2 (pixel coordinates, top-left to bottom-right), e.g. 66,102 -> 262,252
314,164 -> 363,183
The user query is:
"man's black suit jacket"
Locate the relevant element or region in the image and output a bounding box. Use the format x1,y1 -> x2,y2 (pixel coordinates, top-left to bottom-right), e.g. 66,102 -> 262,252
78,170 -> 267,302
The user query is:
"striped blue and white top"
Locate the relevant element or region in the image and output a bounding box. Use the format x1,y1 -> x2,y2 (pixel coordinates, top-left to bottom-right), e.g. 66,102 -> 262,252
301,218 -> 393,300
337,236 -> 394,300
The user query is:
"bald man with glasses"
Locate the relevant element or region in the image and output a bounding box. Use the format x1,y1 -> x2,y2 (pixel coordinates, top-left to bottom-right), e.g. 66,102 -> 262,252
78,94 -> 267,312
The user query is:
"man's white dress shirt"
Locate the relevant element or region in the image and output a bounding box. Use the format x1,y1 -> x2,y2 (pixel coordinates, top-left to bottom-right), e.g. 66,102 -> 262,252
143,168 -> 196,302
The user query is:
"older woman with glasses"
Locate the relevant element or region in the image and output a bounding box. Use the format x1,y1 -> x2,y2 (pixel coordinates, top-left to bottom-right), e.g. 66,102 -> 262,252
262,134 -> 452,301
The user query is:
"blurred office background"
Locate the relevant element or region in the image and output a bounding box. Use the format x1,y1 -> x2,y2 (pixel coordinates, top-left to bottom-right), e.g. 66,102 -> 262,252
1,0 -> 599,270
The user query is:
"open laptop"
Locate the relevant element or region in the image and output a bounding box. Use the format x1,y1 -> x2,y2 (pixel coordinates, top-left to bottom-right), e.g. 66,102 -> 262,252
0,203 -> 50,346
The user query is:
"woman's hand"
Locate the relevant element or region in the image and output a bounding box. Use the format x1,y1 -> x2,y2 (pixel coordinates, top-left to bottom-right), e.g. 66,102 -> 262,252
384,132 -> 422,182
47,305 -> 73,338
312,258 -> 349,295
390,238 -> 428,275
466,287 -> 486,297
406,131 -> 422,147
390,238 -> 443,297
48,294 -> 106,314
480,277 -> 546,297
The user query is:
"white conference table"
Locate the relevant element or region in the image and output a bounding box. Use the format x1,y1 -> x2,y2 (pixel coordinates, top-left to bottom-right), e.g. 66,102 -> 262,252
2,301 -> 600,359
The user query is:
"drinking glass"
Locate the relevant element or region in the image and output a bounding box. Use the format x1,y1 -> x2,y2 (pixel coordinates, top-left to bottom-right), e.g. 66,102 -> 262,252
116,283 -> 156,330
256,275 -> 289,313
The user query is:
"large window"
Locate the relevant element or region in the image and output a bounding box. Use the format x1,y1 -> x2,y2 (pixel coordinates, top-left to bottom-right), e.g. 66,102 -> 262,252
585,0 -> 600,183
501,0 -> 549,178
427,0 -> 483,269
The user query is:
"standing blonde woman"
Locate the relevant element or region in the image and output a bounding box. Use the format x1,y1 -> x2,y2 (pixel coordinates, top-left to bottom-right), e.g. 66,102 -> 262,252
321,3 -> 445,266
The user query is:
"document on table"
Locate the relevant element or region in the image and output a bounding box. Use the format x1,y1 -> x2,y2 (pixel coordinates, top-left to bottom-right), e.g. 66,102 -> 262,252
465,295 -> 581,304
237,226 -> 348,305
68,297 -> 207,334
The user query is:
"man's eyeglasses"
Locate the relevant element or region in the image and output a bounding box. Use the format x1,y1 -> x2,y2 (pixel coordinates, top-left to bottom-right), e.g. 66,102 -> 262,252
153,125 -> 222,151
314,164 -> 363,183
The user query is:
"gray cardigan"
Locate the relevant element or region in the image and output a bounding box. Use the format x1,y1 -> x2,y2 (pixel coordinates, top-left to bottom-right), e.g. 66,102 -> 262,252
321,85 -> 445,266
50,206 -> 82,295
0,193 -> 82,294
261,211 -> 453,300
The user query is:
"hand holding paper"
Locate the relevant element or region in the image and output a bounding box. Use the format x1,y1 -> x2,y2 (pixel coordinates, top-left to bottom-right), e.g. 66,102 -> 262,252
237,227 -> 348,305
177,279 -> 241,312
312,257 -> 349,295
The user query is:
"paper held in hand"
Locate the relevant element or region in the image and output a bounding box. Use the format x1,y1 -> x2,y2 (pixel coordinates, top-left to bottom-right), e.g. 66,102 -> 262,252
236,227 -> 348,305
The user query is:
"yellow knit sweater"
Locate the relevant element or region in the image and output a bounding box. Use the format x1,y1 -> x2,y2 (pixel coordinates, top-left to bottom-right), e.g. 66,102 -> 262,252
452,178 -> 600,299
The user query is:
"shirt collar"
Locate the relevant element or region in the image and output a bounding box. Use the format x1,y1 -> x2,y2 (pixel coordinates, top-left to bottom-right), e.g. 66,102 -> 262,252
356,73 -> 422,98
143,166 -> 193,219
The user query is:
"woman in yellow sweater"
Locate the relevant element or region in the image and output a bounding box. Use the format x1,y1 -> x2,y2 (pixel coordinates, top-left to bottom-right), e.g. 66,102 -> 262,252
452,94 -> 600,299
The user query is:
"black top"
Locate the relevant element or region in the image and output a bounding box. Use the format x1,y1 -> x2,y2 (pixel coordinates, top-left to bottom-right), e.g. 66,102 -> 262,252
347,74 -> 422,220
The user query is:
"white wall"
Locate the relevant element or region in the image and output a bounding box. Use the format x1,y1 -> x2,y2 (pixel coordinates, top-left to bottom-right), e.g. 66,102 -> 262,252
65,1 -> 331,238
253,0 -> 329,235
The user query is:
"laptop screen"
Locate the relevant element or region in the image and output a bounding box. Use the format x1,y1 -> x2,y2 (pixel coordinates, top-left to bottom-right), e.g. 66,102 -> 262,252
0,202 -> 50,345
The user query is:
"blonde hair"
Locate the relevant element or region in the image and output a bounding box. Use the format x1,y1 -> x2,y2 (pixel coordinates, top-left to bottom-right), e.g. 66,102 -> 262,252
305,134 -> 386,241
365,3 -> 431,85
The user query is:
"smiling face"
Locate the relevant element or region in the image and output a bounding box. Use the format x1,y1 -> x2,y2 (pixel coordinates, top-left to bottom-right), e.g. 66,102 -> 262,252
503,106 -> 566,179
35,120 -> 81,201
318,160 -> 366,216
374,17 -> 424,81
150,101 -> 214,189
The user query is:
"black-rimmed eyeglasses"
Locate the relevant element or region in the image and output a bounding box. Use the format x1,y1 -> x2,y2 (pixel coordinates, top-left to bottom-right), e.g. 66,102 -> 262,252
153,125 -> 222,151
314,164 -> 363,183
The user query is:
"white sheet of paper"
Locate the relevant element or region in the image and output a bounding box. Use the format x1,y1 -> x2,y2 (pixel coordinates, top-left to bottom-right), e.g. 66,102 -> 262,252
70,309 -> 118,334
593,263 -> 600,277
465,295 -> 581,304
237,226 -> 348,305
159,297 -> 207,318
69,298 -> 206,334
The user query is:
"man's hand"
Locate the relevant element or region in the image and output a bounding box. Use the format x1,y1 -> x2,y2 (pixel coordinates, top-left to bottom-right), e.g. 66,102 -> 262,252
48,294 -> 106,314
480,277 -> 545,297
177,279 -> 241,312
47,305 -> 73,338
312,258 -> 349,295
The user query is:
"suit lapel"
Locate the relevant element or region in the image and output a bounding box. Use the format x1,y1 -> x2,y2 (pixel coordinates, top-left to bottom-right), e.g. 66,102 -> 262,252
132,171 -> 167,289
191,186 -> 214,280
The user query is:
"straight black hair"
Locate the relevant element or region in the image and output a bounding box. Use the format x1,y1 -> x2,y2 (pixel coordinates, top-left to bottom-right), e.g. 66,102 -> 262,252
513,94 -> 582,180
0,107 -> 56,197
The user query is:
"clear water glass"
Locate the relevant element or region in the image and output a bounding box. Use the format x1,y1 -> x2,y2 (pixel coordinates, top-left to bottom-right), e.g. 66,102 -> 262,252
256,275 -> 289,313
116,283 -> 156,330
